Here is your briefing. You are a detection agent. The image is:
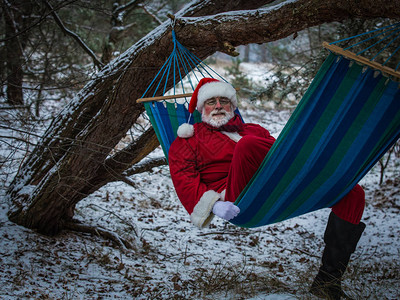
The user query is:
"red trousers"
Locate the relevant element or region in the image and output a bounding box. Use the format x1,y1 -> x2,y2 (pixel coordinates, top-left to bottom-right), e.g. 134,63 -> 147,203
225,135 -> 365,224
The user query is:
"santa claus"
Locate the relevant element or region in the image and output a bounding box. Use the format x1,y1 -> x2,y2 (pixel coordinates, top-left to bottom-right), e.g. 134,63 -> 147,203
169,77 -> 275,227
168,78 -> 366,300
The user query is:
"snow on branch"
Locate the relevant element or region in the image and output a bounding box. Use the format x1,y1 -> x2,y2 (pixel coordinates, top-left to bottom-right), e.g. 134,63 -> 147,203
123,157 -> 168,177
173,0 -> 400,50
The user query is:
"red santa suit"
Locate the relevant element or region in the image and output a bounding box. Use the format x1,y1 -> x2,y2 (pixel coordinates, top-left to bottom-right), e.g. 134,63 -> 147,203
169,114 -> 275,227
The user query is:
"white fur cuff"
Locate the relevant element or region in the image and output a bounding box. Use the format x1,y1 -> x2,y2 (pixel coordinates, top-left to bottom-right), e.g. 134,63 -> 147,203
177,123 -> 194,138
190,190 -> 220,228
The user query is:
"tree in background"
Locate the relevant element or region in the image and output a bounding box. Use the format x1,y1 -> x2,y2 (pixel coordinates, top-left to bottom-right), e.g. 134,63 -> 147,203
0,0 -> 181,115
2,0 -> 34,106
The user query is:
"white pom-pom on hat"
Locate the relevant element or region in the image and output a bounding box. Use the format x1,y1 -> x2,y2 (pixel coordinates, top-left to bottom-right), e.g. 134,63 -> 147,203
177,123 -> 194,138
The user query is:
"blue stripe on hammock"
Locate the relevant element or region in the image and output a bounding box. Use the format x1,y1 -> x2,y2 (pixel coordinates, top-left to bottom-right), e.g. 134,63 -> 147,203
151,102 -> 173,155
145,103 -> 168,156
176,102 -> 189,126
156,102 -> 176,147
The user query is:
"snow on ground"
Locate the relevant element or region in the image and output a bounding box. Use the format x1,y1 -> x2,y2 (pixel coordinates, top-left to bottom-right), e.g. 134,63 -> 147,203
0,65 -> 399,299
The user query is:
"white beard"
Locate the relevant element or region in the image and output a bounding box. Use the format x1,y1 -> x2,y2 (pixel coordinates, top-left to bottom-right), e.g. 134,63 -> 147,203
202,107 -> 235,128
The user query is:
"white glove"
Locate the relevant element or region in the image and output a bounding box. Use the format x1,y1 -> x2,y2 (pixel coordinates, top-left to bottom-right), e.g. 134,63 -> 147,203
212,201 -> 240,220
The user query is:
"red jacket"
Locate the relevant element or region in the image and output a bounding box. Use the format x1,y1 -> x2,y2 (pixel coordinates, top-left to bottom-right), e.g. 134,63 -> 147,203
169,115 -> 275,227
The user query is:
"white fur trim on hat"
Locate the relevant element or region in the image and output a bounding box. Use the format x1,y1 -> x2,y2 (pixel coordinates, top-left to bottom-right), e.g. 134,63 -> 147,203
177,123 -> 194,138
190,190 -> 220,228
197,81 -> 237,112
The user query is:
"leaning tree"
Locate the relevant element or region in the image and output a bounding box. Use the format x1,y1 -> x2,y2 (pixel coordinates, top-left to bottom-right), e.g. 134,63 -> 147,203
6,0 -> 400,237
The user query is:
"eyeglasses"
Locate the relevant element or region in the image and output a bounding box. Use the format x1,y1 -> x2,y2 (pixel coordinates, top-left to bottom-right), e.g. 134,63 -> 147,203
204,97 -> 231,107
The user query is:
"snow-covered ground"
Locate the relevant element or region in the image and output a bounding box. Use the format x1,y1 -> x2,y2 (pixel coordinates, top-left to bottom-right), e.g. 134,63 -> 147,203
0,65 -> 399,299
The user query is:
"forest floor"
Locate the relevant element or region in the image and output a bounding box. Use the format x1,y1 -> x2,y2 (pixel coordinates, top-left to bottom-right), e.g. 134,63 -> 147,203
0,101 -> 399,300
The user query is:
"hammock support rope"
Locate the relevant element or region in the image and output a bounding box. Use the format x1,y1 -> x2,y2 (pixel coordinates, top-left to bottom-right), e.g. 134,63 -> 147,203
137,30 -> 229,103
139,24 -> 400,227
322,42 -> 400,79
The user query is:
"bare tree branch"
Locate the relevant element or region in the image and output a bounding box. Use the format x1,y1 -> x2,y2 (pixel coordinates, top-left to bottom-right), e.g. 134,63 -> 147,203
140,4 -> 163,25
42,0 -> 104,69
123,157 -> 168,177
0,0 -> 78,43
0,105 -> 30,110
114,0 -> 146,15
0,135 -> 37,146
64,220 -> 136,251
175,0 -> 400,54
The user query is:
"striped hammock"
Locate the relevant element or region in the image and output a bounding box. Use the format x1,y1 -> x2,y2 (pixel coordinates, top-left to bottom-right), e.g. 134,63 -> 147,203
231,52 -> 400,227
138,24 -> 400,228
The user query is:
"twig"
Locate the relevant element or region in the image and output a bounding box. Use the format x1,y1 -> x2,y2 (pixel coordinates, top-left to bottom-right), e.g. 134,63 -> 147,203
0,135 -> 37,146
0,0 -> 78,43
64,220 -> 136,252
285,247 -> 320,258
83,203 -> 139,237
117,175 -> 137,188
114,0 -> 145,15
139,4 -> 163,25
0,105 -> 30,110
43,0 -> 104,69
123,157 -> 168,176
198,229 -> 261,236
0,124 -> 42,138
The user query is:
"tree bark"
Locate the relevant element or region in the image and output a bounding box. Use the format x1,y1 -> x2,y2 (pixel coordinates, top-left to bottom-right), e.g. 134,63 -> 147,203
3,0 -> 26,105
6,0 -> 400,235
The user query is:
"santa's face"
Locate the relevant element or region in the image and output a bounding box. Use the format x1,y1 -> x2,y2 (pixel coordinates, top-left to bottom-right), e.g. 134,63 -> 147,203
202,97 -> 234,128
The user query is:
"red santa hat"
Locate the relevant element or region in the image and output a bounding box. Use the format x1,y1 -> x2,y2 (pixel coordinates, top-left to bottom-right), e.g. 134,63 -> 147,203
188,78 -> 237,114
177,78 -> 237,138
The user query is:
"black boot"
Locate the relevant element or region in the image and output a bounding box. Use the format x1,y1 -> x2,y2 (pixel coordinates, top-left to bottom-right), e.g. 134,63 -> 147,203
310,212 -> 366,300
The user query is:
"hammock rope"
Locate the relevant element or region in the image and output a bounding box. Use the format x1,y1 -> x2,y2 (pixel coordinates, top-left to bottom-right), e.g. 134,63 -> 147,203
329,22 -> 400,73
138,23 -> 400,227
138,30 -> 229,103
